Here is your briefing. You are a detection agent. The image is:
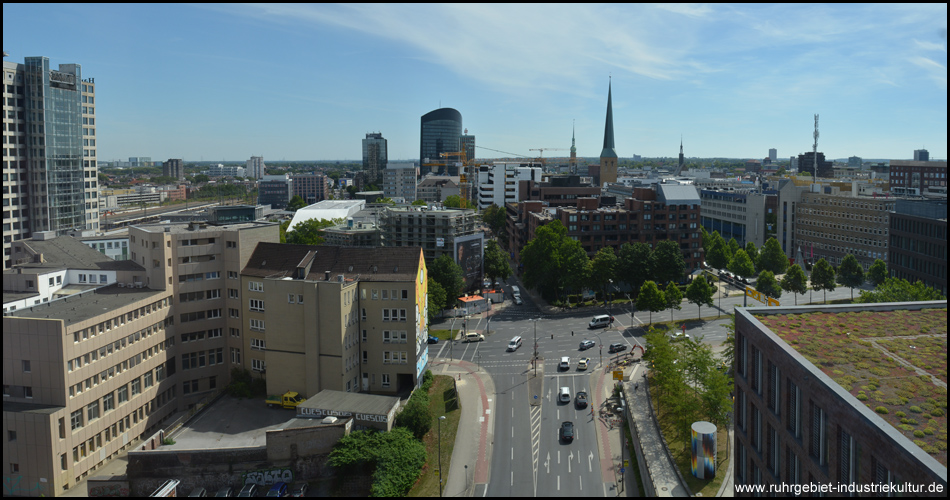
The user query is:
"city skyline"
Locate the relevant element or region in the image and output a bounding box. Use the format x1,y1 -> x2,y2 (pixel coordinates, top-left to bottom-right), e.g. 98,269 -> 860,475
2,3 -> 946,162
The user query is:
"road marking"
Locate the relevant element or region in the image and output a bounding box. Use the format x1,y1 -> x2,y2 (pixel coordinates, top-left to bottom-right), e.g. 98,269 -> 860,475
557,475 -> 560,491
579,476 -> 582,490
558,450 -> 560,464
511,471 -> 513,486
545,452 -> 550,473
588,451 -> 593,472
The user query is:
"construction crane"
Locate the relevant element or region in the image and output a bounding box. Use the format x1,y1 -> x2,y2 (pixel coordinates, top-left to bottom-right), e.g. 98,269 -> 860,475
529,148 -> 569,172
440,151 -> 474,207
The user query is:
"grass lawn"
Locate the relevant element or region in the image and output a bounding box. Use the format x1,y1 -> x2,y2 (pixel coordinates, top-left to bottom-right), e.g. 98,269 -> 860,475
650,384 -> 730,496
429,329 -> 460,342
407,375 -> 462,497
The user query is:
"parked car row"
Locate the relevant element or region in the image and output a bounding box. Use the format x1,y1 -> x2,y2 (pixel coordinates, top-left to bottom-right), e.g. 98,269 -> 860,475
188,482 -> 308,497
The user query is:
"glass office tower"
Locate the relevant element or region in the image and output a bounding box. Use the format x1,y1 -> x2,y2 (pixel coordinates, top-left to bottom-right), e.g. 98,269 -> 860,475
420,108 -> 462,174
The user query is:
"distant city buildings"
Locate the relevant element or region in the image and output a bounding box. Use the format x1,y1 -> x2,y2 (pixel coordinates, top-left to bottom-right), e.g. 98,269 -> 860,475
914,148 -> 930,162
245,156 -> 266,179
362,133 -> 387,187
291,173 -> 329,205
847,156 -> 863,169
598,81 -> 619,186
475,163 -> 542,210
793,186 -> 893,269
382,163 -> 418,201
768,148 -> 777,163
417,176 -> 461,203
163,158 -> 184,180
889,160 -> 948,196
797,151 -> 833,178
380,205 -> 479,264
460,132 -> 476,163
420,108 -> 462,174
205,164 -> 245,178
3,56 -> 99,269
257,175 -> 292,209
700,188 -> 771,249
889,199 -> 947,296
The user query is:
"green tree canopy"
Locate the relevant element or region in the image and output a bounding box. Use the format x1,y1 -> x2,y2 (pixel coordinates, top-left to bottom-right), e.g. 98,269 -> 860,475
443,195 -> 469,209
727,238 -> 740,258
287,195 -> 307,212
836,254 -> 865,300
636,281 -> 666,326
429,254 -> 465,308
617,242 -> 654,296
780,264 -> 808,305
810,258 -> 836,304
855,277 -> 946,303
427,277 -> 446,323
394,390 -> 432,440
685,274 -> 715,318
728,249 -> 755,279
483,239 -> 512,286
481,204 -> 507,240
520,220 -> 590,301
705,232 -> 730,270
328,428 -> 426,497
411,199 -> 427,206
745,242 -> 759,271
589,246 -> 618,302
755,270 -> 782,299
653,240 -> 686,285
285,217 -> 340,245
757,237 -> 788,275
665,282 -> 683,322
867,259 -> 888,287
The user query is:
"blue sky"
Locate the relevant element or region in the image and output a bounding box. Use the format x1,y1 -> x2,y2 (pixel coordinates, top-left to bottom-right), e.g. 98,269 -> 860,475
3,3 -> 947,162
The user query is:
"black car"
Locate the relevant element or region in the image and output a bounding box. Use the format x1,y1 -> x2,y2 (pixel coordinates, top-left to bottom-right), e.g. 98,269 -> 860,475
608,343 -> 627,353
560,421 -> 574,442
575,391 -> 588,409
579,340 -> 595,350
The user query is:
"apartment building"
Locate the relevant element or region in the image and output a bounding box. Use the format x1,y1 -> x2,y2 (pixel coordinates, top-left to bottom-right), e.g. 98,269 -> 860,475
257,175 -> 292,210
889,160 -> 948,197
128,221 -> 279,409
3,236 -> 175,497
518,175 -> 600,208
291,173 -> 329,205
379,206 -> 479,263
382,163 -> 418,201
734,302 -> 947,495
416,176 -> 460,203
239,243 -> 428,395
475,163 -> 542,210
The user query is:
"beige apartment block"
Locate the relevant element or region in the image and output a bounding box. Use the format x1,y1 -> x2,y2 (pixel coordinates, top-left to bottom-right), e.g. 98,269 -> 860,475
794,188 -> 895,269
128,221 -> 278,409
3,285 -> 175,497
240,244 -> 428,396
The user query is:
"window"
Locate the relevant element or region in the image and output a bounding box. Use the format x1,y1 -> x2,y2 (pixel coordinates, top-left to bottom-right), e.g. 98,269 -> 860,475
230,327 -> 241,337
24,386 -> 32,399
103,392 -> 114,412
249,298 -> 265,312
248,281 -> 263,292
288,294 -> 296,303
228,288 -> 239,299
251,338 -> 266,351
381,374 -> 391,387
228,271 -> 238,279
71,409 -> 84,430
205,271 -> 220,280
382,289 -> 389,300
144,371 -> 153,388
87,401 -> 100,421
372,289 -> 378,300
251,359 -> 265,372
230,347 -> 241,364
249,319 -> 264,332
811,404 -> 827,465
229,308 -> 240,318
117,385 -> 128,403
21,360 -> 30,373
131,378 -> 141,396
8,430 -> 16,442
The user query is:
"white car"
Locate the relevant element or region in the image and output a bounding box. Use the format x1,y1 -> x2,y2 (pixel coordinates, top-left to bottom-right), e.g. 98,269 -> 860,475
559,386 -> 571,403
672,332 -> 691,341
559,356 -> 570,370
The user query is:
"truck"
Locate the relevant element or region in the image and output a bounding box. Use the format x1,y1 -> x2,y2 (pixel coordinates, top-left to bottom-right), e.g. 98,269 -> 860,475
266,391 -> 305,409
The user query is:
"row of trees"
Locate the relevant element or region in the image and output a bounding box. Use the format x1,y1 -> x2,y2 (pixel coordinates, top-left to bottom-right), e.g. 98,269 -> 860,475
702,229 -> 788,279
519,220 -> 688,302
634,278 -> 715,325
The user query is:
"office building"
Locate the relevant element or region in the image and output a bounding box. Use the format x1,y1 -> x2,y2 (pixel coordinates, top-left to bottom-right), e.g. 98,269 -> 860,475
914,149 -> 930,162
733,302 -> 947,495
847,156 -> 862,170
380,206 -> 479,264
362,133 -> 387,187
205,164 -> 244,178
257,175 -> 292,210
239,243 -> 429,395
700,188 -> 770,248
598,80 -> 618,186
797,152 -> 833,178
420,108 -> 462,172
80,233 -> 130,261
889,160 -> 947,196
245,156 -> 265,179
518,175 -> 600,208
460,132 -> 475,164
292,173 -> 329,205
382,163 -> 418,201
162,159 -> 184,181
769,148 -> 777,163
475,163 -> 542,210
794,186 -> 894,269
889,199 -> 947,296
416,176 -> 461,203
3,56 -> 99,270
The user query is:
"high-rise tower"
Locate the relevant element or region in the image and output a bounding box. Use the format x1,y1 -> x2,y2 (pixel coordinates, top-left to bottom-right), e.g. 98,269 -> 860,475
3,55 -> 98,269
420,108 -> 462,175
362,132 -> 388,186
599,79 -> 618,185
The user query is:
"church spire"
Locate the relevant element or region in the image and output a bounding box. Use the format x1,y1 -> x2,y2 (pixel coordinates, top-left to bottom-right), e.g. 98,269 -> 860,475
600,78 -> 618,159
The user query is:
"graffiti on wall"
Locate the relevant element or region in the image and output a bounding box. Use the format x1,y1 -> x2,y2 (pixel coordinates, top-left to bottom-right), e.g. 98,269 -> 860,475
3,476 -> 47,497
242,468 -> 293,486
89,481 -> 131,497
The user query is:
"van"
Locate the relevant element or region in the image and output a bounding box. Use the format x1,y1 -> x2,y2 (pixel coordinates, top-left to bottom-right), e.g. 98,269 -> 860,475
588,314 -> 613,329
507,336 -> 522,351
511,285 -> 521,298
463,331 -> 485,343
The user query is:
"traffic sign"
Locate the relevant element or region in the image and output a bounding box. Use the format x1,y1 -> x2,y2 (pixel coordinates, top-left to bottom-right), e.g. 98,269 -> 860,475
534,395 -> 538,399
620,467 -> 625,474
613,370 -> 623,380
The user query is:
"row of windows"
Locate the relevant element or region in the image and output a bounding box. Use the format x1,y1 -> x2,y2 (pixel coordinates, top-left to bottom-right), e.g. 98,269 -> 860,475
180,328 -> 222,343
69,367 -> 166,433
69,337 -> 172,399
179,289 -> 221,302
178,271 -> 220,282
69,320 -> 165,372
181,348 -> 224,370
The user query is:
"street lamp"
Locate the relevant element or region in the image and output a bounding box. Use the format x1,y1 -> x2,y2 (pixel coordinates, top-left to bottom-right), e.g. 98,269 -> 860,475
438,415 -> 447,496
531,317 -> 540,377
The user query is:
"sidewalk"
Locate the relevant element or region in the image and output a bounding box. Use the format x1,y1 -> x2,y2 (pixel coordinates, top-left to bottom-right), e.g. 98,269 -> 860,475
590,359 -> 637,497
430,357 -> 495,497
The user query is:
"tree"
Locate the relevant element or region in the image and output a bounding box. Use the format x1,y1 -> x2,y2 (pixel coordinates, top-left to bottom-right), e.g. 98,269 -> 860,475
429,254 -> 464,309
328,428 -> 426,497
755,270 -> 782,299
193,174 -> 210,183
745,242 -> 759,271
285,217 -> 340,245
836,254 -> 865,300
757,237 -> 788,275
855,277 -> 946,303
589,247 -> 618,303
705,232 -> 730,271
394,390 -> 432,439
685,275 -> 714,318
481,204 -> 507,239
665,282 -> 683,322
411,199 -> 427,206
728,249 -> 755,280
443,195 -> 468,209
810,258 -> 836,304
867,259 -> 888,287
617,242 -> 654,297
636,281 -> 666,326
483,240 -> 511,286
520,220 -> 590,301
427,277 -> 446,323
653,240 -> 686,285
727,238 -> 740,259
780,264 -> 808,305
287,195 -> 307,212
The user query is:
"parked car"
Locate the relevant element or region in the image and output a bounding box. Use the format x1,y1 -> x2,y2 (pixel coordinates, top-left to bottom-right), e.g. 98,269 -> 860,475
608,343 -> 627,353
290,483 -> 309,497
672,332 -> 690,341
577,357 -> 590,370
236,484 -> 258,498
427,335 -> 439,344
561,421 -> 575,442
558,356 -> 570,370
266,482 -> 289,497
579,340 -> 595,350
214,486 -> 234,497
575,391 -> 588,409
188,487 -> 208,497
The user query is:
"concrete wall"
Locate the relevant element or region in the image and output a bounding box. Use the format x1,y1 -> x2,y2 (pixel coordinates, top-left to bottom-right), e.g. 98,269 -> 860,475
265,420 -> 351,461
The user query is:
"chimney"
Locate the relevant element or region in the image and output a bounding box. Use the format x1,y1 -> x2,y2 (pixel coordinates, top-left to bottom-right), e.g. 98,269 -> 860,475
325,271 -> 331,281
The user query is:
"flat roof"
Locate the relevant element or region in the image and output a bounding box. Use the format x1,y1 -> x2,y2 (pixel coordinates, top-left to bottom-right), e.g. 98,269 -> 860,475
134,221 -> 276,234
2,401 -> 64,415
754,305 -> 947,466
4,236 -> 143,274
6,284 -> 166,323
162,396 -> 295,450
297,390 -> 400,417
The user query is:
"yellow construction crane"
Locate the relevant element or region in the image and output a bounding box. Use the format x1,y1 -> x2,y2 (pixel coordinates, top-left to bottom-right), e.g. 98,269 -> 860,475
439,151 -> 473,207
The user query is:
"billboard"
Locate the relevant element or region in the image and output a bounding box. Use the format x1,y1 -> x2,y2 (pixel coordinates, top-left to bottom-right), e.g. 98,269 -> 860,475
454,233 -> 484,292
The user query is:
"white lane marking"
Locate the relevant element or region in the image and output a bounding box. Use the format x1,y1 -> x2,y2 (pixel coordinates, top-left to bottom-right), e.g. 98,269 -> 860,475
557,476 -> 560,491
579,476 -> 582,490
558,450 -> 560,464
588,451 -> 593,472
